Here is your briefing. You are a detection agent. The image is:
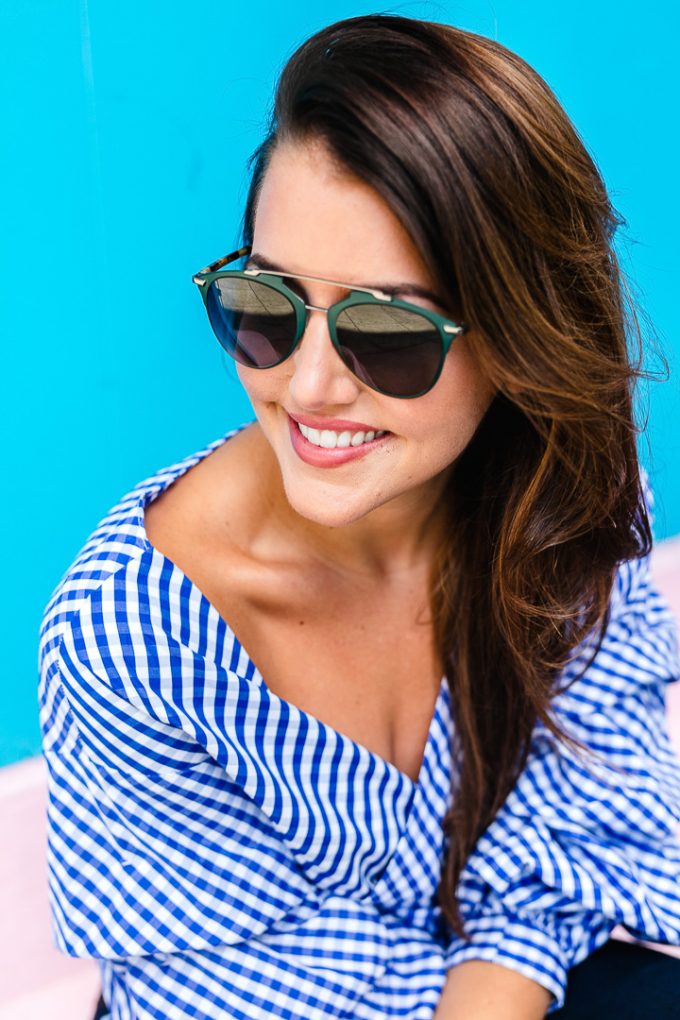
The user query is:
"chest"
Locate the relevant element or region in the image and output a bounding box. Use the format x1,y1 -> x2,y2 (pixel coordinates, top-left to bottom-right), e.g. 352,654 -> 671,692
214,571 -> 443,782
145,504 -> 442,784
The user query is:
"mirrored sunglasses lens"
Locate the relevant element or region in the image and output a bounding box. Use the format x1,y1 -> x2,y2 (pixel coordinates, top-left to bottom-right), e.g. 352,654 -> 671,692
335,304 -> 442,397
206,277 -> 297,367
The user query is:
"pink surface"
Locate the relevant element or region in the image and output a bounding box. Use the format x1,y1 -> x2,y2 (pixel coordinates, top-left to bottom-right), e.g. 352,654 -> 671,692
3,536 -> 680,1018
0,756 -> 101,1019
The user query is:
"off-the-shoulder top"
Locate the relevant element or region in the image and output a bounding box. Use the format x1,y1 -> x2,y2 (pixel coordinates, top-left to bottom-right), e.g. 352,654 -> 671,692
37,419 -> 680,1018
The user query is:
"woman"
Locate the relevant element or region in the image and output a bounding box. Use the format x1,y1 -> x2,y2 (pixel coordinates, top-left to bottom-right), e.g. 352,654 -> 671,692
39,14 -> 680,1019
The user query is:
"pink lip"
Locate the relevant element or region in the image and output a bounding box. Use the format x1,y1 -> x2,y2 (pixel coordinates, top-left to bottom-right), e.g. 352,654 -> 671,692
287,414 -> 392,468
288,411 -> 384,432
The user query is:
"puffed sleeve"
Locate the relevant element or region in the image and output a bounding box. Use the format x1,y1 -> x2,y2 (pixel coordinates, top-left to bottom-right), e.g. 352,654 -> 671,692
443,470 -> 680,1014
38,577 -> 392,1018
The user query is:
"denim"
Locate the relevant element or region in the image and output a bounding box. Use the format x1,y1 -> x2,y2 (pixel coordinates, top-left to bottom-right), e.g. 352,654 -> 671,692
550,939 -> 680,1019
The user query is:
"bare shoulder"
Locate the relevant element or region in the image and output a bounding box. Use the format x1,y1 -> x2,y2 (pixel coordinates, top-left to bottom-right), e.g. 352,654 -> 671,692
144,422 -> 263,553
142,421 -> 280,601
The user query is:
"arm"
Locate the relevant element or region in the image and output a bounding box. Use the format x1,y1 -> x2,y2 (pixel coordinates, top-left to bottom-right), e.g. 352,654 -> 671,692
39,563 -> 392,1018
439,471 -> 680,1016
433,961 -> 551,1020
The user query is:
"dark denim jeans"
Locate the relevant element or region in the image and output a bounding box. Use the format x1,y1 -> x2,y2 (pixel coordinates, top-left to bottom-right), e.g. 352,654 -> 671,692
90,938 -> 680,1019
550,938 -> 680,1019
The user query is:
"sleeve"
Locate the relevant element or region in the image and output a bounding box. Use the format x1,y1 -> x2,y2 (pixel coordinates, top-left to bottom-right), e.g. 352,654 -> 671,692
39,591 -> 391,1018
443,469 -> 680,1014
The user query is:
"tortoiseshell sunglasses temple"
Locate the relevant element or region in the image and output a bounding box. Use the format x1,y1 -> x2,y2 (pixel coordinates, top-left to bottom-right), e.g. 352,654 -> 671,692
192,245 -> 252,283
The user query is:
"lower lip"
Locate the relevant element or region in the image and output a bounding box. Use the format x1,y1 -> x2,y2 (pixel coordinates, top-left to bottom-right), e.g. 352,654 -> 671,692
288,415 -> 392,467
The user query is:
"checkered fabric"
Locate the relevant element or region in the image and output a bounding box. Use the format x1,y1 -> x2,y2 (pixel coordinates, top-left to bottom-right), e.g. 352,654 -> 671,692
38,421 -> 680,1018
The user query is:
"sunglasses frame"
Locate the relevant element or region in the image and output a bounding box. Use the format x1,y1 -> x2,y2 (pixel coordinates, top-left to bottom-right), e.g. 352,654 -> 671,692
192,244 -> 470,398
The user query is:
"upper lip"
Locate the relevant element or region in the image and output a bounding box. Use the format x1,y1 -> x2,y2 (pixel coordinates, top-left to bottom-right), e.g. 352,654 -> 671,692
288,411 -> 387,432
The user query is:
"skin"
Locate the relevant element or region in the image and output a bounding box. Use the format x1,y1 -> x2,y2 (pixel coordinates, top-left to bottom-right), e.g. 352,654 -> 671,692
434,961 -> 552,1019
237,136 -> 497,582
236,137 -> 551,1017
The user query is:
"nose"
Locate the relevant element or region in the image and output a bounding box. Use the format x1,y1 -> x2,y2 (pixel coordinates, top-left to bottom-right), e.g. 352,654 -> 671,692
287,304 -> 360,407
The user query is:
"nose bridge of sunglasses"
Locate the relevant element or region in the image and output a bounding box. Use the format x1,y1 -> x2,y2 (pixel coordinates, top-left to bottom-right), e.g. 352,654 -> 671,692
231,270 -> 354,361
296,303 -> 346,362
284,277 -> 360,316
259,275 -> 366,348
275,308 -> 360,401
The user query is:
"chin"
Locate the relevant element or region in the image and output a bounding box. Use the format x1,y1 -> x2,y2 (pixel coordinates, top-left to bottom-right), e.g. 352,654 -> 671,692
282,483 -> 381,529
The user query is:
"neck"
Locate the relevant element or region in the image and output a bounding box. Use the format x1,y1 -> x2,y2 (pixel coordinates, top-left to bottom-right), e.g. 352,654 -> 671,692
259,446 -> 452,585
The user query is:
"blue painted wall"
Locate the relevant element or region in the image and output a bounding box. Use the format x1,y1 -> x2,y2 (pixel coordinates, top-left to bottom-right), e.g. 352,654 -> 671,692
2,1 -> 678,766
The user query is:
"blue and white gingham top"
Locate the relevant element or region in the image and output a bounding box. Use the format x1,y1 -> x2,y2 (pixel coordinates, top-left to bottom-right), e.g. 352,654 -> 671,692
38,420 -> 680,1019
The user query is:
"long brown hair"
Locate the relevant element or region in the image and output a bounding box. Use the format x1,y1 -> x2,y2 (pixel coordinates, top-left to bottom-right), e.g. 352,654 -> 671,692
238,14 -> 666,938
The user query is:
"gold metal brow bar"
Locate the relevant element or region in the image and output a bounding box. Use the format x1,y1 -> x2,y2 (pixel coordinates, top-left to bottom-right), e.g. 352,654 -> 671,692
192,246 -> 465,335
194,245 -> 398,301
242,266 -> 398,302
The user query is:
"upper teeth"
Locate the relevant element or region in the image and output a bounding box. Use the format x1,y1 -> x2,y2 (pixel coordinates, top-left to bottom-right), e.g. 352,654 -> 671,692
298,422 -> 387,449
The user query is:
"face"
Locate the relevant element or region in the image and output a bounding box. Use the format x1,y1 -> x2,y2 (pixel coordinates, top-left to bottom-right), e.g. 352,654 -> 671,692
237,137 -> 497,533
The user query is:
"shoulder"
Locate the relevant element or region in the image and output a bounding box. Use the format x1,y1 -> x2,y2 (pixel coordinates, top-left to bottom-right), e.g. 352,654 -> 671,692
38,423 -> 252,689
142,418 -> 264,569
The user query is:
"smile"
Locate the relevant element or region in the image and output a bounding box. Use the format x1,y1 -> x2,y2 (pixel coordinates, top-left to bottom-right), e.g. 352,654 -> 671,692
297,421 -> 388,449
288,414 -> 393,468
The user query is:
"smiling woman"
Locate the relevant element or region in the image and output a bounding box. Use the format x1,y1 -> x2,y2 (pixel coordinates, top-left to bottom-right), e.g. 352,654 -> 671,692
222,136 -> 497,537
38,12 -> 680,1020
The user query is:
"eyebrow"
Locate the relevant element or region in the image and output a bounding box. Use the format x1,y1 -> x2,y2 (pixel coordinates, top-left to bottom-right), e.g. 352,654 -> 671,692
245,251 -> 446,305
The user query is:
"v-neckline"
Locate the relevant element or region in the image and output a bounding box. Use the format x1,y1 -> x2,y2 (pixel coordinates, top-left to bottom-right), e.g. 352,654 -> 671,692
134,422 -> 449,790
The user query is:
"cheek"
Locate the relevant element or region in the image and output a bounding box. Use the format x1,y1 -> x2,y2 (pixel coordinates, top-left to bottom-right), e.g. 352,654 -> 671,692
236,363 -> 285,402
441,342 -> 496,419
410,354 -> 495,462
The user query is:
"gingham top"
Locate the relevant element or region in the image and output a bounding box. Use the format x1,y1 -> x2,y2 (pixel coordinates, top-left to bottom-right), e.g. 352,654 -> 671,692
37,420 -> 680,1019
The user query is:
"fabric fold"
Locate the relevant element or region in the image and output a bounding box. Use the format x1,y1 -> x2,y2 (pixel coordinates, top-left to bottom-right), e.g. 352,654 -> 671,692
37,428 -> 680,1018
444,533 -> 680,1014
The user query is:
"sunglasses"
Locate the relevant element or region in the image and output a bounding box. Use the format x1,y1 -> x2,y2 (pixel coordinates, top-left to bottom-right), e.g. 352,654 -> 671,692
192,245 -> 469,398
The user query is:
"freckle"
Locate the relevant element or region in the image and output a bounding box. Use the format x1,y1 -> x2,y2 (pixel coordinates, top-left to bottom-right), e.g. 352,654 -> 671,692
298,620 -> 305,626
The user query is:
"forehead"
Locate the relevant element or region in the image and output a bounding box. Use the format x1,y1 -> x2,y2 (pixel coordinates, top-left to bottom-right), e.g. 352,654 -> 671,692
253,139 -> 438,297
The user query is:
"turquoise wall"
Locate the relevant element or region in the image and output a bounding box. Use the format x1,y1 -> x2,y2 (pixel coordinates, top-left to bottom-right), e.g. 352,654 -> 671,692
2,2 -> 678,765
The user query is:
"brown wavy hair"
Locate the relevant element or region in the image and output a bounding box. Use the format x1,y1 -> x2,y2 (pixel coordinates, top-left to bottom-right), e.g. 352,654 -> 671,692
237,13 -> 666,938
